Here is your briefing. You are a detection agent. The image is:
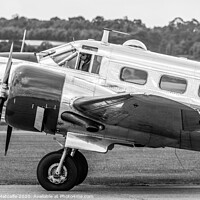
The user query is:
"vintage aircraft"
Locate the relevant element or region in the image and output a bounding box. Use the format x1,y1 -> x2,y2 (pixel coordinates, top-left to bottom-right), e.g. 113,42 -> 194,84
1,28 -> 200,191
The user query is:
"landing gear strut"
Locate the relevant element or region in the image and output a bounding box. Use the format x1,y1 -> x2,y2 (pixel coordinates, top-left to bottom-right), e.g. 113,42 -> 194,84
37,149 -> 88,191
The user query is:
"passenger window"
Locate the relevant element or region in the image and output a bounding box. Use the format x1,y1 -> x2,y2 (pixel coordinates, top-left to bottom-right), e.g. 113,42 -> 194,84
91,55 -> 102,74
121,67 -> 147,85
198,86 -> 200,97
159,75 -> 187,94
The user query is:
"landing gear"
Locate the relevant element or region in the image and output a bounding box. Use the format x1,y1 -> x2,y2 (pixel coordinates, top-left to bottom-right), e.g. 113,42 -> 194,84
37,149 -> 88,191
74,151 -> 88,185
37,151 -> 77,191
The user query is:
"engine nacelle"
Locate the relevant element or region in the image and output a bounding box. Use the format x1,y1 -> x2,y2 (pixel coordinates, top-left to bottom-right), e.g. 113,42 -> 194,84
5,64 -> 65,134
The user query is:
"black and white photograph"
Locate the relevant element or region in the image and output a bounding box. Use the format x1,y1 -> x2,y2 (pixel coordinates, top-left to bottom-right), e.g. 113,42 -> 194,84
0,0 -> 200,199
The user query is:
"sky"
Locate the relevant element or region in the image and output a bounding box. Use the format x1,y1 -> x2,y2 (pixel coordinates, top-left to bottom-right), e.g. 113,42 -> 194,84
1,0 -> 200,27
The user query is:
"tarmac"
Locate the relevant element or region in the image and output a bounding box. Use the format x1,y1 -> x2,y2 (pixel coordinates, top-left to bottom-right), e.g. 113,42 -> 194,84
0,184 -> 200,200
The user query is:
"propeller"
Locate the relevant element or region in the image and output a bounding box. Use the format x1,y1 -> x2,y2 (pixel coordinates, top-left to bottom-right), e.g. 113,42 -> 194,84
0,43 -> 14,155
5,125 -> 12,155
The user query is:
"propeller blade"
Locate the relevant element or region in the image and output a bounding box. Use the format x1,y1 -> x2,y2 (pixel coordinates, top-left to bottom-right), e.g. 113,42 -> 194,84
1,43 -> 14,156
20,30 -> 26,52
0,42 -> 13,121
0,98 -> 5,120
3,42 -> 13,85
5,125 -> 12,156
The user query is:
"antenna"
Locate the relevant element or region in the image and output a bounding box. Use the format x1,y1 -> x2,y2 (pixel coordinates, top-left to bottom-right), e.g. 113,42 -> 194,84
101,28 -> 130,43
101,28 -> 110,43
20,29 -> 26,52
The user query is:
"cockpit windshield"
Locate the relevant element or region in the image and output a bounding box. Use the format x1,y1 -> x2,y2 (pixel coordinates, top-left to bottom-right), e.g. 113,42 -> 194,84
51,44 -> 77,68
38,43 -> 78,68
38,50 -> 56,60
37,43 -> 102,75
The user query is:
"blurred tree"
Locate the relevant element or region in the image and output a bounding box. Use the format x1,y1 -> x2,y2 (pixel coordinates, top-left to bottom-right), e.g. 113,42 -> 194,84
189,42 -> 200,60
50,17 -> 61,21
0,16 -> 199,60
37,41 -> 53,51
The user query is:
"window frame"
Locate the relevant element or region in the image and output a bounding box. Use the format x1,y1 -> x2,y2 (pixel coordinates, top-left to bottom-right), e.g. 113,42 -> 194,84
198,85 -> 200,97
159,74 -> 187,94
91,55 -> 103,74
120,67 -> 148,85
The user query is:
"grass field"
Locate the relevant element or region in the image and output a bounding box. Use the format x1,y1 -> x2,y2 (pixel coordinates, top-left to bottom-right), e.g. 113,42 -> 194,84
1,130 -> 200,186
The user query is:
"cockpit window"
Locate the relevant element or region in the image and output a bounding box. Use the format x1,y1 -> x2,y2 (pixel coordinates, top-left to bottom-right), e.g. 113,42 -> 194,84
42,43 -> 103,74
121,67 -> 148,85
65,52 -> 78,69
91,55 -> 102,74
39,43 -> 78,68
77,53 -> 92,72
52,49 -> 76,66
38,50 -> 56,60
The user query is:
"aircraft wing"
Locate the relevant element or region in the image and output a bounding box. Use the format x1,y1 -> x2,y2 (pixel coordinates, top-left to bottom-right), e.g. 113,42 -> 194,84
73,93 -> 200,135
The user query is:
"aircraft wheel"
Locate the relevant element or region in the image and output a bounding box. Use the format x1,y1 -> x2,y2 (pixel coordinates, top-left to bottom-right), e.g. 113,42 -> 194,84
37,152 -> 77,191
74,151 -> 88,185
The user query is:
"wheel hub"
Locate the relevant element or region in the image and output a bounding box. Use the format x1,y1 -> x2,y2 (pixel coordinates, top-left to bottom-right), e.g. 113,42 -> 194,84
48,163 -> 68,184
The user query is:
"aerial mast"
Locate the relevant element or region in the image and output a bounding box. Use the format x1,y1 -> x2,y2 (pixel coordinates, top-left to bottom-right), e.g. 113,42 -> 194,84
101,28 -> 130,44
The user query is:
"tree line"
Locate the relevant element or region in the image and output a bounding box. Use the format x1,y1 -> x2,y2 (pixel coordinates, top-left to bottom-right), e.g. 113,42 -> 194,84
0,15 -> 200,60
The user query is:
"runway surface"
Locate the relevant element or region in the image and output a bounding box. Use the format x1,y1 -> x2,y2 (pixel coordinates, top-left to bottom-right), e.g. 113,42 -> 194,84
0,185 -> 200,200
1,131 -> 200,199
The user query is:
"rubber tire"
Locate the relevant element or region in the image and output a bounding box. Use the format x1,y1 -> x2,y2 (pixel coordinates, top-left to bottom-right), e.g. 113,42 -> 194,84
51,149 -> 88,185
37,152 -> 77,191
74,151 -> 88,185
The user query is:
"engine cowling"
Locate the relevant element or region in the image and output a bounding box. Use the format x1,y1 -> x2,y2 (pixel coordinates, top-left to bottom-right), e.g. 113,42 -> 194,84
5,64 -> 65,134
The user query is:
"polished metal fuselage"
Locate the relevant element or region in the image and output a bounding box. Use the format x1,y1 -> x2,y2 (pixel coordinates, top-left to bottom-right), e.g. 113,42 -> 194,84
1,39 -> 200,152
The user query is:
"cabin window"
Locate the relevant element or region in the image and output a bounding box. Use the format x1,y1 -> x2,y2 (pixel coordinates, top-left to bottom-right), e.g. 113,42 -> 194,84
91,55 -> 102,74
159,75 -> 187,94
120,67 -> 148,85
198,86 -> 200,97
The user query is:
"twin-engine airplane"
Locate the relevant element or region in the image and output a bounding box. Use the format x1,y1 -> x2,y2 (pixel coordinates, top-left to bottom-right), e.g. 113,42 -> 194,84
1,29 -> 200,191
